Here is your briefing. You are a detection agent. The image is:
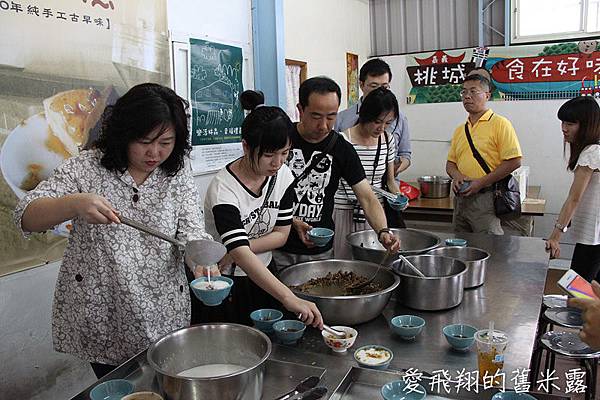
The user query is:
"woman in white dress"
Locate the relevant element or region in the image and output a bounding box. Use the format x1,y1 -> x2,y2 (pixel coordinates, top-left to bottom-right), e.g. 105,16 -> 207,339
546,96 -> 600,281
201,90 -> 323,328
14,83 -> 212,378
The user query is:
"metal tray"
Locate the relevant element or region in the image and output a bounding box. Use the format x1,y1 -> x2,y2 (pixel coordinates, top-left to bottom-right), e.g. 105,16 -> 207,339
329,367 -> 570,400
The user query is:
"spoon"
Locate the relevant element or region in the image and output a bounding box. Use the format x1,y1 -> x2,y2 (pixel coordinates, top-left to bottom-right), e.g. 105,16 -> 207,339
296,313 -> 346,338
348,250 -> 394,292
206,266 -> 214,290
398,254 -> 427,278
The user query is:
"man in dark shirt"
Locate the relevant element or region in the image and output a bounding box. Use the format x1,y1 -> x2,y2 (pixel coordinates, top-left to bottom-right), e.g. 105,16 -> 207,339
273,77 -> 400,268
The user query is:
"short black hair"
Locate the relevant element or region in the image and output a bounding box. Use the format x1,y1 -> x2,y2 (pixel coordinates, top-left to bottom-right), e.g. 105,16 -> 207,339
359,58 -> 393,83
95,83 -> 191,176
358,88 -> 399,129
463,74 -> 491,92
239,89 -> 265,111
467,67 -> 495,90
298,76 -> 341,108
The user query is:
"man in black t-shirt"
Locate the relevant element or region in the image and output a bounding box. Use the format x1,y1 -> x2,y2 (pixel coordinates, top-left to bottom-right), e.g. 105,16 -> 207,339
273,77 -> 400,268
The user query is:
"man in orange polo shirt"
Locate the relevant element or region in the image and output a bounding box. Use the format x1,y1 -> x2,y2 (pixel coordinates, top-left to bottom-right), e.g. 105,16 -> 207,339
446,74 -> 522,234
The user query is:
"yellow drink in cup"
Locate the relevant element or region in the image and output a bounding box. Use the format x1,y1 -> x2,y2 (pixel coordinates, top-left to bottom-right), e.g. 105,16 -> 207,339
475,329 -> 508,384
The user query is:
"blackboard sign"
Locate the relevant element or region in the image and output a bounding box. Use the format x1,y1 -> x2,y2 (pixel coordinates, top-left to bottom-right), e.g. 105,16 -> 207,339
190,38 -> 244,146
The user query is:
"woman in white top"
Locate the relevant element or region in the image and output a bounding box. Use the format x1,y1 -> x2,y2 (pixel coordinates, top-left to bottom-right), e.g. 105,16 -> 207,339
14,84 -> 212,378
333,88 -> 405,259
546,96 -> 600,281
202,90 -> 323,328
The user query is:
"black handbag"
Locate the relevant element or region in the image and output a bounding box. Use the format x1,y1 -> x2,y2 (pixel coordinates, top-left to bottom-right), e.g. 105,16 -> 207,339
463,119 -> 522,221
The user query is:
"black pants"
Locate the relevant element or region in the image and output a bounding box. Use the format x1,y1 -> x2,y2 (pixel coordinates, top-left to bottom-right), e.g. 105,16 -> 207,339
90,362 -> 117,379
571,243 -> 600,282
189,260 -> 283,326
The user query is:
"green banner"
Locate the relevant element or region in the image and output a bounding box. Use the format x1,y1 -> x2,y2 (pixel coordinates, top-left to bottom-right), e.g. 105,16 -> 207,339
190,38 -> 244,145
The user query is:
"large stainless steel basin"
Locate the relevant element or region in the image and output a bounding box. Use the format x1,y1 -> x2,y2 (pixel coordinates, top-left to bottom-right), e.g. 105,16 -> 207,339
278,259 -> 400,325
347,228 -> 441,266
147,324 -> 271,400
427,246 -> 490,288
392,255 -> 466,311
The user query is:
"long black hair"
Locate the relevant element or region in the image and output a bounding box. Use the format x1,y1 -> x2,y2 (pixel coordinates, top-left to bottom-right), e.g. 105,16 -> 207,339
557,96 -> 600,171
239,90 -> 292,168
96,83 -> 191,176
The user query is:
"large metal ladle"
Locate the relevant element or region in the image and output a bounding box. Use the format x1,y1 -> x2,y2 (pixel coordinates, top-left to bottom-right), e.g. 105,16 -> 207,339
119,216 -> 227,269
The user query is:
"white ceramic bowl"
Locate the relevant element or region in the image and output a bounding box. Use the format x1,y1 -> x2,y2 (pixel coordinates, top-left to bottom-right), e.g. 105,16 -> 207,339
321,326 -> 358,353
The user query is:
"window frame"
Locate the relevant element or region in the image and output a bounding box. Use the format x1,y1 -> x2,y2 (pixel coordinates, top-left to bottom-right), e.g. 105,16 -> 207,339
511,0 -> 600,44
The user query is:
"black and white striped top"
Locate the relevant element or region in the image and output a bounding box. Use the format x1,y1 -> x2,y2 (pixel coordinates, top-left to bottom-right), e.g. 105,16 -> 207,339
334,127 -> 396,209
204,161 -> 294,275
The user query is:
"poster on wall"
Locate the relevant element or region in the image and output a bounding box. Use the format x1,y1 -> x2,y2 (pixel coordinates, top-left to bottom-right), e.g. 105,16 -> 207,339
189,38 -> 244,173
346,52 -> 359,107
0,0 -> 170,275
406,40 -> 600,104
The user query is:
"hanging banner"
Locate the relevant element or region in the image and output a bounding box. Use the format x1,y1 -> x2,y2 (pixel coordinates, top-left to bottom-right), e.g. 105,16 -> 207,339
406,40 -> 600,104
189,38 -> 244,173
0,0 -> 170,275
346,52 -> 359,107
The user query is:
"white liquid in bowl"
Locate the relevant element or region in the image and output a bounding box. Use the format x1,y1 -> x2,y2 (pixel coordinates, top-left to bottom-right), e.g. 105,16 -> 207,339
192,280 -> 230,290
177,363 -> 245,378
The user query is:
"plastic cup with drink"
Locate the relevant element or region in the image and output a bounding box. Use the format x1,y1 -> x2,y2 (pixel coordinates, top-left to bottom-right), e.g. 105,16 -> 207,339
475,323 -> 508,385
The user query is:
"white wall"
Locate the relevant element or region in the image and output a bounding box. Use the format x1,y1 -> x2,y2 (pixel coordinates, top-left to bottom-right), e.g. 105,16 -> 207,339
382,54 -> 575,245
168,0 -> 254,202
284,0 -> 371,110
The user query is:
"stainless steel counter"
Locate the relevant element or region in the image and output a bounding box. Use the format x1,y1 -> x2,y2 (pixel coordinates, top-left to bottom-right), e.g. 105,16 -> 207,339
72,232 -> 554,399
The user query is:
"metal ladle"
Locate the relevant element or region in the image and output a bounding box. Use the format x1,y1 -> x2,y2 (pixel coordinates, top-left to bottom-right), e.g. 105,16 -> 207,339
398,254 -> 427,278
348,249 -> 394,292
119,216 -> 227,269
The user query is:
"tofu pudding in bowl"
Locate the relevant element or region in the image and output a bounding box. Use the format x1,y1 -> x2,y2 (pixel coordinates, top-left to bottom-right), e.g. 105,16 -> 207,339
353,345 -> 393,370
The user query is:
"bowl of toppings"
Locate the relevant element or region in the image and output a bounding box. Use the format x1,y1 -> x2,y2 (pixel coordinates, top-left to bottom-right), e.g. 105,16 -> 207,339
390,315 -> 426,340
272,320 -> 306,345
443,324 -> 477,351
307,227 -> 334,247
321,326 -> 358,353
190,276 -> 233,306
381,380 -> 426,400
250,309 -> 283,333
354,345 -> 393,370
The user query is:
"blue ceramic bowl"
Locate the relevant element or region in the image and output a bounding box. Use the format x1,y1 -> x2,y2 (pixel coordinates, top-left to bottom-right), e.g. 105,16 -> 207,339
492,392 -> 537,400
445,238 -> 468,247
386,194 -> 409,211
89,379 -> 134,400
273,319 -> 306,344
354,345 -> 394,370
443,324 -> 477,351
381,380 -> 426,400
459,181 -> 472,193
390,315 -> 426,340
250,309 -> 283,333
307,227 -> 334,247
190,276 -> 233,306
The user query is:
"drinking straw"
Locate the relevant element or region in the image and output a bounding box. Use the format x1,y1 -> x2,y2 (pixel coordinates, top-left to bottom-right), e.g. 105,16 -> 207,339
488,320 -> 494,344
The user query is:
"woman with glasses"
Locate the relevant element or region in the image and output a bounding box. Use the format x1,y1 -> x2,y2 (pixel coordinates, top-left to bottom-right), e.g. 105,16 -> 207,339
201,90 -> 323,328
333,87 -> 406,259
14,83 -> 213,378
546,96 -> 600,281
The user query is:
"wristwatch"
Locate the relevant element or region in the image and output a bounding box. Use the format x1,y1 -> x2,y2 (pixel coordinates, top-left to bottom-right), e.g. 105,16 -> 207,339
554,222 -> 568,233
377,228 -> 392,241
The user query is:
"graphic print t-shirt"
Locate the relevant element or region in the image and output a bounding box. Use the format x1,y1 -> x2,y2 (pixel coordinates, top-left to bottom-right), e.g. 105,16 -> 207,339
283,124 -> 366,254
204,161 -> 294,275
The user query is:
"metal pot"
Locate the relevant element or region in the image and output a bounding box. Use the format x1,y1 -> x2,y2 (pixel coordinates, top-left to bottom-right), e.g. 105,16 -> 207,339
347,228 -> 441,266
391,255 -> 467,311
278,259 -> 400,325
418,176 -> 451,198
147,324 -> 271,400
427,246 -> 490,289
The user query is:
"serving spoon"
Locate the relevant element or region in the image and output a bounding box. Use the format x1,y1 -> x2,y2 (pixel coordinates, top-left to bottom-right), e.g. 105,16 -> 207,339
348,250 -> 394,292
397,254 -> 427,278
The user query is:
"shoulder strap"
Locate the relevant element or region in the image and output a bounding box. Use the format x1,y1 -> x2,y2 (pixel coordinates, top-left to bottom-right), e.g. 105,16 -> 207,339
464,121 -> 491,175
370,135 -> 382,184
291,131 -> 339,187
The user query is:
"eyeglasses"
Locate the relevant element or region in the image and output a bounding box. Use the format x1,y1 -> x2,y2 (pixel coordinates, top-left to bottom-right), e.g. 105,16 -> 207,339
367,83 -> 390,90
460,89 -> 486,97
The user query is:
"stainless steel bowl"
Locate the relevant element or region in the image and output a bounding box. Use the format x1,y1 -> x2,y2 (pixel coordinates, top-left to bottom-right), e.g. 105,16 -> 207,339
418,176 -> 451,198
147,324 -> 271,400
347,228 -> 441,266
427,246 -> 490,289
278,259 -> 400,325
392,255 -> 467,311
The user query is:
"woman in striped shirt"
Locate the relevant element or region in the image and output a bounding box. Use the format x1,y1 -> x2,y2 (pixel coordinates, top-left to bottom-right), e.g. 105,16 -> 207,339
333,88 -> 404,259
202,90 -> 322,327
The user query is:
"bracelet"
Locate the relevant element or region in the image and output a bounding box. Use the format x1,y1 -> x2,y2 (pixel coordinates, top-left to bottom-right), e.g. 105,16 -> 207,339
377,228 -> 392,241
